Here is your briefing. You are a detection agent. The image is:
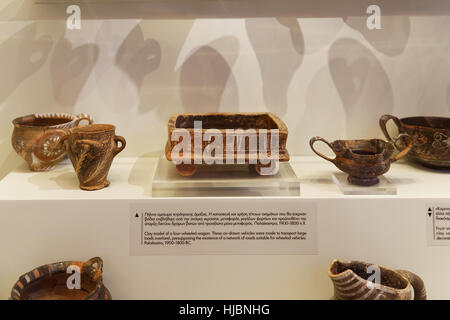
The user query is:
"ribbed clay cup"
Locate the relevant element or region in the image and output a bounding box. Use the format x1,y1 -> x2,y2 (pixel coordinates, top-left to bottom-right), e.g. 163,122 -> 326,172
10,257 -> 111,300
11,113 -> 93,171
328,259 -> 426,300
61,124 -> 126,191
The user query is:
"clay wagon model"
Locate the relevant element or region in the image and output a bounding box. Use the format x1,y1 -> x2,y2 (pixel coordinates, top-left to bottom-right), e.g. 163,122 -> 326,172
165,112 -> 289,176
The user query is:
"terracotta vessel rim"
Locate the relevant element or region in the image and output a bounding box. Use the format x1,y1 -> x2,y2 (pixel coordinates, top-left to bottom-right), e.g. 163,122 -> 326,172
328,259 -> 412,294
70,124 -> 116,133
400,116 -> 450,130
12,113 -> 76,128
333,139 -> 392,156
168,112 -> 288,133
11,259 -> 104,300
332,138 -> 388,144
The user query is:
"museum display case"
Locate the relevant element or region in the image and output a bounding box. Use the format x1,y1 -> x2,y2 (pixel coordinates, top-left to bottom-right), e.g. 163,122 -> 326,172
0,0 -> 449,300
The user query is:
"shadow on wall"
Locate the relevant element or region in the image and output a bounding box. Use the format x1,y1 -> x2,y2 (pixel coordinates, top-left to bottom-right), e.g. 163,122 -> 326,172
302,65 -> 346,144
116,24 -> 161,114
0,22 -> 53,180
0,23 -> 52,104
447,84 -> 450,111
93,21 -> 162,114
179,37 -> 240,113
50,37 -> 99,107
328,38 -> 394,138
343,15 -> 411,56
245,18 -> 304,117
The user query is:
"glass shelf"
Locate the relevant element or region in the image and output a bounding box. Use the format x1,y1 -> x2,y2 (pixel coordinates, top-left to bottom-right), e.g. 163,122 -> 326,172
332,172 -> 396,195
152,157 -> 300,197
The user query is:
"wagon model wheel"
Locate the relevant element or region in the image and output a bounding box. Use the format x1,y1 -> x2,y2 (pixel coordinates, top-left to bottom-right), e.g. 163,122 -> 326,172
176,163 -> 197,176
254,160 -> 279,176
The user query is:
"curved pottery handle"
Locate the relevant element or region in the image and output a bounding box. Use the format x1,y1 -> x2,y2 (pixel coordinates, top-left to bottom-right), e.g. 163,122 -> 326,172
55,129 -> 70,146
74,113 -> 94,126
396,269 -> 427,300
390,133 -> 413,163
309,136 -> 336,163
83,257 -> 104,281
380,114 -> 403,145
114,136 -> 126,156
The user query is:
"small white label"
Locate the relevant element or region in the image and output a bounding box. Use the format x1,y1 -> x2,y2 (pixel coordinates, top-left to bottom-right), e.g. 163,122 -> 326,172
130,200 -> 317,255
427,204 -> 450,245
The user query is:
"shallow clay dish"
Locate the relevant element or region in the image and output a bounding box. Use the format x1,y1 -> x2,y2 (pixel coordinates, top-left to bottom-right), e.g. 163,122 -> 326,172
10,257 -> 111,300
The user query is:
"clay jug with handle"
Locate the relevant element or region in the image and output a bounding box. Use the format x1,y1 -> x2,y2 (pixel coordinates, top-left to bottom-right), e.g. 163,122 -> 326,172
328,259 -> 426,300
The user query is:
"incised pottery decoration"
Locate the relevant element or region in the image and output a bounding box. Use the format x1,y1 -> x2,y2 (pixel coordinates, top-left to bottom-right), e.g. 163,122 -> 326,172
11,113 -> 93,171
10,257 -> 111,300
165,112 -> 289,176
310,135 -> 413,186
60,124 -> 126,191
328,259 -> 426,300
380,114 -> 450,169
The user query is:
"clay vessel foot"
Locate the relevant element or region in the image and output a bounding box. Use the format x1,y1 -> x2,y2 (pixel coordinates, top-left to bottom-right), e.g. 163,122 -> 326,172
176,164 -> 197,176
253,160 -> 279,176
348,175 -> 379,186
80,180 -> 110,191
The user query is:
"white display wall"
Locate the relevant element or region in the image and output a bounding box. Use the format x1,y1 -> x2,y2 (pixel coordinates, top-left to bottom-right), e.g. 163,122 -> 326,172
1,0 -> 450,300
1,0 -> 450,179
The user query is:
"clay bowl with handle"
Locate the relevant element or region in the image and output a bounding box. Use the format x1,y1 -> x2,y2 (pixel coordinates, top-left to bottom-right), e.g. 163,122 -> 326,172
10,257 -> 111,300
11,113 -> 93,171
310,135 -> 413,186
380,114 -> 450,169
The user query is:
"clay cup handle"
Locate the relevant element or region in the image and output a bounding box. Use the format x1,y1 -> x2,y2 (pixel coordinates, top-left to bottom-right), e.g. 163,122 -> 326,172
114,136 -> 126,156
84,257 -> 104,281
74,113 -> 94,126
396,269 -> 427,300
309,136 -> 336,163
380,114 -> 403,145
56,129 -> 70,146
390,133 -> 413,163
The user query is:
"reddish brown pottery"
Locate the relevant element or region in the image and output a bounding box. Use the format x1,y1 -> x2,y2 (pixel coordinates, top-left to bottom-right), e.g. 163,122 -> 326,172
165,112 -> 290,176
310,135 -> 413,186
10,257 -> 111,300
328,259 -> 426,300
60,124 -> 126,191
11,113 -> 93,171
380,114 -> 450,169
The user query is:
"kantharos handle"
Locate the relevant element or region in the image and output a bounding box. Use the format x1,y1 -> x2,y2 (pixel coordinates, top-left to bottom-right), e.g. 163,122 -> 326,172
390,133 -> 413,163
75,113 -> 94,126
309,136 -> 336,163
380,114 -> 403,145
83,257 -> 104,282
396,269 -> 427,300
114,136 -> 126,156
